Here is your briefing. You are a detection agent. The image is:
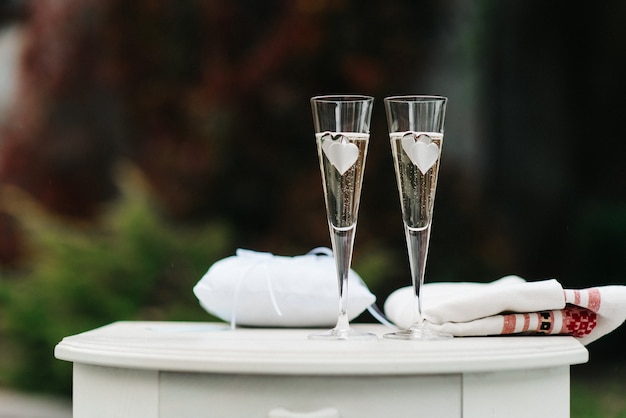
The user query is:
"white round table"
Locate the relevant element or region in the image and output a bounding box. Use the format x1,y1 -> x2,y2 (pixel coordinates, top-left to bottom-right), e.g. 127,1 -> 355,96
55,321 -> 588,418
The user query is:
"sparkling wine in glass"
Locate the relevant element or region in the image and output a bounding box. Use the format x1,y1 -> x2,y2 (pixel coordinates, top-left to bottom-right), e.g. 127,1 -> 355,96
309,95 -> 376,340
384,95 -> 452,340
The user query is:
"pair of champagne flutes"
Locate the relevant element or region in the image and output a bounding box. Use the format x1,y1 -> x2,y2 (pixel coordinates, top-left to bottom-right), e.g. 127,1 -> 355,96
310,94 -> 451,341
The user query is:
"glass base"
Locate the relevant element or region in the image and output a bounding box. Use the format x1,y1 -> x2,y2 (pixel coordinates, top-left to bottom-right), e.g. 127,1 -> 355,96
384,326 -> 453,341
308,327 -> 377,341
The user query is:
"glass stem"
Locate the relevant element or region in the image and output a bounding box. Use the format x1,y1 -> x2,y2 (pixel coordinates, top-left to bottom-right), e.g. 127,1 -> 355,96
330,224 -> 356,333
405,224 -> 431,329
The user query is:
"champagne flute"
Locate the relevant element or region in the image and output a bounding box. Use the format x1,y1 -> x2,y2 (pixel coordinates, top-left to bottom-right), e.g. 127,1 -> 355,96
309,95 -> 376,340
384,95 -> 452,340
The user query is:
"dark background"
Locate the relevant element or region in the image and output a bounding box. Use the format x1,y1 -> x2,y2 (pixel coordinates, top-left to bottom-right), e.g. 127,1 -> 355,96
0,0 -> 624,394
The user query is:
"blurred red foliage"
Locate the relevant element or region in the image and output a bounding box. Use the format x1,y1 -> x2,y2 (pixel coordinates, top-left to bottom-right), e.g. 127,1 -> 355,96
0,1 -> 444,248
0,0 -> 456,274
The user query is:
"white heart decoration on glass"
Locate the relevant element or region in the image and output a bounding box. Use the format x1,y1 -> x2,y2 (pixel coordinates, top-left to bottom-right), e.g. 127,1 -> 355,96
321,133 -> 359,175
401,133 -> 440,174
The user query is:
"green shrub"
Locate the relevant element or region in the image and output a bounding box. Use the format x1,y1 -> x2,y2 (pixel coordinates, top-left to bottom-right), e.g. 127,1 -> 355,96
0,175 -> 232,394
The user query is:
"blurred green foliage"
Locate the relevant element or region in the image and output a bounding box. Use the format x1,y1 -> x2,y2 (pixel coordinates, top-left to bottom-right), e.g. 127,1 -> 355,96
572,379 -> 626,418
0,166 -> 232,394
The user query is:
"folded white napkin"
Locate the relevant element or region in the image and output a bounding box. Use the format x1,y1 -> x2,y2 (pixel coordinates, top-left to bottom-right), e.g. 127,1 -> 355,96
384,276 -> 626,345
193,248 -> 376,328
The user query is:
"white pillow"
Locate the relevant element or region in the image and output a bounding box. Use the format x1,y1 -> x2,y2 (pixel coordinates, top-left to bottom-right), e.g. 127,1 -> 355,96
193,248 -> 376,327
